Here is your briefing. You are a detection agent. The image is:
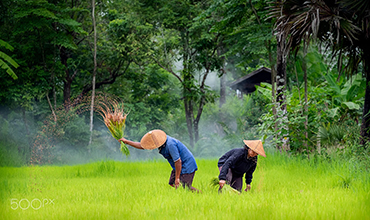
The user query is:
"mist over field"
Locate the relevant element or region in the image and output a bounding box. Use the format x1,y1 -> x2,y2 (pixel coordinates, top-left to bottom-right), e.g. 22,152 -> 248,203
0,102 -> 255,166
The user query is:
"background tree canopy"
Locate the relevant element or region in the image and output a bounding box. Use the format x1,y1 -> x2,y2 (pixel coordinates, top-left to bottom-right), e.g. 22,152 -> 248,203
0,0 -> 369,166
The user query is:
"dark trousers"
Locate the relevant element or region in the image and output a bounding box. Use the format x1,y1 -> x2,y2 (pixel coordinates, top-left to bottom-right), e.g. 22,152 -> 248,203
168,170 -> 195,189
218,166 -> 243,191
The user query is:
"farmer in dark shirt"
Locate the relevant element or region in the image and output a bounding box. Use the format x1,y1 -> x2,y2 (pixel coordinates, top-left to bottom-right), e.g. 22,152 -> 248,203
218,140 -> 266,192
119,129 -> 199,192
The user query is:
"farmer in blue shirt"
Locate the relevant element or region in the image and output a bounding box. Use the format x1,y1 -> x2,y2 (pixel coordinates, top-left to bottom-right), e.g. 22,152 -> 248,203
119,129 -> 199,191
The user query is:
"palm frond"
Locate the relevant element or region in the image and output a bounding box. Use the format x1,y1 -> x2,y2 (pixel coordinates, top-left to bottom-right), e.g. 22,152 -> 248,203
269,0 -> 366,78
0,58 -> 18,80
0,39 -> 14,51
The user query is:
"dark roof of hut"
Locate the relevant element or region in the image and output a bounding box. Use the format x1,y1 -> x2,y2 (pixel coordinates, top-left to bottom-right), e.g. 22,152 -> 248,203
229,67 -> 271,94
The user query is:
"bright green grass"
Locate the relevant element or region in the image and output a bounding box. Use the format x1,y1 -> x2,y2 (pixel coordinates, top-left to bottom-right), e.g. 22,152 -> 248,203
1,153 -> 369,220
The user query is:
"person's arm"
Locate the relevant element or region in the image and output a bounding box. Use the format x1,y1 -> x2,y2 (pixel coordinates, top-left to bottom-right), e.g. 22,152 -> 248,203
174,158 -> 182,188
166,139 -> 182,188
118,137 -> 144,150
218,154 -> 238,188
244,162 -> 257,192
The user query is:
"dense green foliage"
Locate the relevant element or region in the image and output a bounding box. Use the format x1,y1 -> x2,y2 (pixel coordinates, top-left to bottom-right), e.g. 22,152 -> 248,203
257,46 -> 366,154
0,0 -> 369,169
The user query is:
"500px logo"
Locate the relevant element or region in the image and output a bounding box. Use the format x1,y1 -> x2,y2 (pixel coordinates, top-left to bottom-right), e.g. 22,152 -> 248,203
11,198 -> 55,210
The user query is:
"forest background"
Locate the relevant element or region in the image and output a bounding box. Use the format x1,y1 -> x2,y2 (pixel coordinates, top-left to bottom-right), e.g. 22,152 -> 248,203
0,0 -> 369,169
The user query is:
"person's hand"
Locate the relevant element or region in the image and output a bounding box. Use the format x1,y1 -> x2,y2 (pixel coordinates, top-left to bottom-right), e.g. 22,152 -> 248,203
245,184 -> 251,192
118,137 -> 127,144
175,178 -> 181,188
219,180 -> 226,188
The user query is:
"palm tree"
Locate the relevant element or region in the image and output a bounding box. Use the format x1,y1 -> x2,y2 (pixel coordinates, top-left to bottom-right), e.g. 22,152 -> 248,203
269,0 -> 296,151
270,0 -> 370,146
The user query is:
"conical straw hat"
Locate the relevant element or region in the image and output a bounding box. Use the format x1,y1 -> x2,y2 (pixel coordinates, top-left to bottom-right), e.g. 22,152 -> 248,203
243,140 -> 266,157
140,130 -> 167,150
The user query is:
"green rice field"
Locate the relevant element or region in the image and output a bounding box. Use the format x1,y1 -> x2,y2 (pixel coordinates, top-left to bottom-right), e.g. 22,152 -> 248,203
1,153 -> 369,220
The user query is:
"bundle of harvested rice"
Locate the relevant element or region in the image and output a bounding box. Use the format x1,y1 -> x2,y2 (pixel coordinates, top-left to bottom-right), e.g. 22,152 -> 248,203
98,101 -> 129,156
210,177 -> 240,194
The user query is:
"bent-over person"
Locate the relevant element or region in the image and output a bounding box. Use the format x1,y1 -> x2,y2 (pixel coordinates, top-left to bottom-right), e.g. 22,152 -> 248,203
119,129 -> 199,192
218,140 -> 266,192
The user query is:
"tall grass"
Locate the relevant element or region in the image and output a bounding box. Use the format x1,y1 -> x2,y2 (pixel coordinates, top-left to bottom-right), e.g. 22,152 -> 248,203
1,152 -> 369,220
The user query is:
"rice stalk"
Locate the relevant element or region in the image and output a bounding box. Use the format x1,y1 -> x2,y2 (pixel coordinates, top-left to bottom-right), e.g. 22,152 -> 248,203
210,177 -> 240,194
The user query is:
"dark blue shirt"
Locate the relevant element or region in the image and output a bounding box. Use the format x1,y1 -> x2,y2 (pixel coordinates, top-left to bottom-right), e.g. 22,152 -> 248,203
218,148 -> 257,184
159,136 -> 198,174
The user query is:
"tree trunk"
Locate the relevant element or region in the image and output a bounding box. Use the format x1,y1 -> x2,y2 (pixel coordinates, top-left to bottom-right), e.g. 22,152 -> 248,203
267,40 -> 278,149
22,109 -> 31,155
361,52 -> 370,146
52,69 -> 56,111
276,36 -> 289,151
194,95 -> 206,143
183,58 -> 194,148
89,0 -> 97,148
184,98 -> 194,148
298,55 -> 308,150
60,47 -> 73,110
193,112 -> 200,143
193,67 -> 210,143
182,31 -> 195,148
218,47 -> 226,107
63,77 -> 72,110
219,73 -> 226,107
303,58 -> 308,150
46,93 -> 57,122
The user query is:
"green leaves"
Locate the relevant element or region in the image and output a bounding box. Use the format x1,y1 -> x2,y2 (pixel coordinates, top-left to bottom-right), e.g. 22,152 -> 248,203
256,82 -> 272,100
0,40 -> 19,80
0,40 -> 15,51
342,102 -> 360,111
205,0 -> 273,70
15,7 -> 58,19
324,73 -> 341,96
324,72 -> 364,112
52,34 -> 78,50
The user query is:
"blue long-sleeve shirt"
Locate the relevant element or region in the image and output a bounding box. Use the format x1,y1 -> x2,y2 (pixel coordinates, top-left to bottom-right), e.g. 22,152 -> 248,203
218,148 -> 257,184
159,136 -> 198,174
